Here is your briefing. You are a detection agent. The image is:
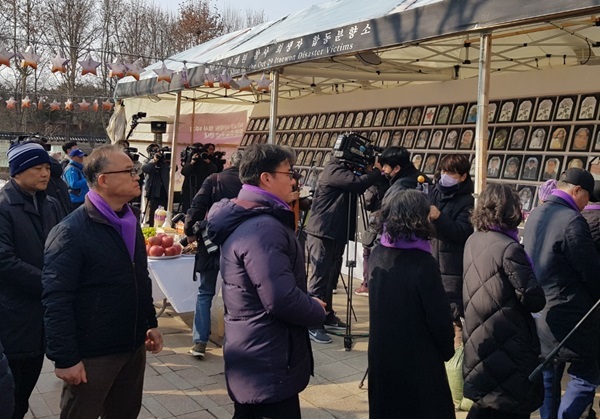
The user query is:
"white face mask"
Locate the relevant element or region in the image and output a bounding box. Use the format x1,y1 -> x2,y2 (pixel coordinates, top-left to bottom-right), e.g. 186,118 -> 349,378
439,173 -> 460,187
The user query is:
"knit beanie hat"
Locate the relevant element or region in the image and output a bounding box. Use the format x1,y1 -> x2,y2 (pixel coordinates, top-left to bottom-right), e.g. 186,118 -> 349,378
538,179 -> 558,203
7,142 -> 51,177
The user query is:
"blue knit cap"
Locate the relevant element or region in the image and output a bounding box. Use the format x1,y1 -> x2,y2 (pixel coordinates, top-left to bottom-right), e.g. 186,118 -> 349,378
7,142 -> 51,177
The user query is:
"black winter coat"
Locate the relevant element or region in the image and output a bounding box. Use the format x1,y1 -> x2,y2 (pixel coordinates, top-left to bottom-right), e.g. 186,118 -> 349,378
142,160 -> 171,200
368,245 -> 455,419
180,159 -> 217,212
429,178 -> 474,320
523,195 -> 600,360
0,180 -> 64,359
42,198 -> 158,368
463,231 -> 545,414
0,339 -> 14,419
383,164 -> 430,199
306,158 -> 383,241
48,157 -> 72,215
582,205 -> 600,253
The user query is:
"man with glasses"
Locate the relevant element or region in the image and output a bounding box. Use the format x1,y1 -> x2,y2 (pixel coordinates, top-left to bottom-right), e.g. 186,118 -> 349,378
207,144 -> 326,418
42,145 -> 163,418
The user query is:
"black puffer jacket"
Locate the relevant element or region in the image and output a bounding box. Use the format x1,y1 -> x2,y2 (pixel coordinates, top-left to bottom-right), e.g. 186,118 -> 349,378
42,198 -> 157,368
0,180 -> 64,359
430,177 -> 474,320
383,164 -> 430,199
305,158 -> 383,241
463,231 -> 545,414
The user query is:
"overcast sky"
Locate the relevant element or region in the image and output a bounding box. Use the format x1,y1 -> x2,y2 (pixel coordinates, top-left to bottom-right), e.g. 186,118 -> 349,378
145,0 -> 323,21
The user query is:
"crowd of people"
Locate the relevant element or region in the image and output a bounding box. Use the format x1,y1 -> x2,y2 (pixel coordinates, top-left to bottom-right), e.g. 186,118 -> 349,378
1,135 -> 600,419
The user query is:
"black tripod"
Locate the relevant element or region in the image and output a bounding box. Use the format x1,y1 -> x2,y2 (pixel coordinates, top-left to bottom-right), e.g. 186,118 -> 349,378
529,297 -> 600,419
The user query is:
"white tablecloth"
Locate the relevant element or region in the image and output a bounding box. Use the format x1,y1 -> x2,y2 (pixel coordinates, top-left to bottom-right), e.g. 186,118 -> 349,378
148,256 -> 197,313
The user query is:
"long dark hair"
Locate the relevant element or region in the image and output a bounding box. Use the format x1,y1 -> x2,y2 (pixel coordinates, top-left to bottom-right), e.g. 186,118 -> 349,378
372,189 -> 433,241
471,183 -> 522,231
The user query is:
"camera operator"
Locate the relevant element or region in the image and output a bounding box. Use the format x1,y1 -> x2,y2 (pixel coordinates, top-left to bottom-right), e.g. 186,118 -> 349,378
142,144 -> 172,226
180,143 -> 217,213
305,149 -> 384,344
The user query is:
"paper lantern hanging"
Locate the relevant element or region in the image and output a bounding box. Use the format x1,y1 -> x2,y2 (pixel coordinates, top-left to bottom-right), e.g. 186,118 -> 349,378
79,56 -> 101,76
49,100 -> 61,111
93,99 -> 99,112
50,53 -> 69,73
108,59 -> 126,79
204,68 -> 215,87
219,70 -> 232,89
102,99 -> 113,111
64,98 -> 74,111
237,74 -> 254,92
154,63 -> 173,83
125,59 -> 144,81
0,47 -> 14,68
78,99 -> 90,111
6,97 -> 17,109
256,74 -> 272,93
21,96 -> 32,108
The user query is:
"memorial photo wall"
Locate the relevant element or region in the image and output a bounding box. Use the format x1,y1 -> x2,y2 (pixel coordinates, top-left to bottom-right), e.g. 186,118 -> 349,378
240,92 -> 600,212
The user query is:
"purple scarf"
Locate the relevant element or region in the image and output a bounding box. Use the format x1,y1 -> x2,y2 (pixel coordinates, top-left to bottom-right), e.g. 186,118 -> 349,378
380,229 -> 432,253
87,190 -> 137,261
242,184 -> 291,210
584,204 -> 600,211
552,189 -> 580,212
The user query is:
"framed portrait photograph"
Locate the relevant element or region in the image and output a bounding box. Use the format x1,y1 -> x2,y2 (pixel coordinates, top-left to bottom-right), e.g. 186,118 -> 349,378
299,133 -> 310,148
353,111 -> 365,128
566,155 -> 588,171
429,129 -> 445,149
547,126 -> 571,151
379,131 -> 391,148
436,105 -> 451,125
316,114 -> 327,129
373,110 -> 385,127
458,129 -> 475,150
308,115 -> 318,129
325,113 -> 336,129
369,131 -> 379,144
279,133 -> 288,146
319,133 -> 331,148
521,155 -> 542,181
540,156 -> 562,181
403,130 -> 416,148
301,115 -> 310,130
502,156 -> 522,180
303,151 -> 315,166
286,133 -> 296,147
517,185 -> 537,212
296,150 -> 305,165
343,112 -> 355,128
409,107 -> 423,126
554,96 -> 577,121
328,132 -> 339,148
390,131 -> 403,146
570,126 -> 593,152
515,99 -> 535,122
465,104 -> 478,123
309,133 -> 320,148
363,110 -> 375,127
396,108 -> 410,126
246,119 -> 257,131
422,153 -> 440,175
276,117 -> 286,130
534,97 -> 556,122
490,127 -> 510,150
577,94 -> 600,120
443,129 -> 459,149
335,113 -> 345,128
313,151 -> 325,167
528,127 -> 548,150
593,128 -> 600,152
292,116 -> 302,130
486,154 -> 505,179
240,134 -> 250,147
422,106 -> 437,125
508,127 -> 528,150
498,100 -> 516,123
415,130 -> 430,149
412,153 -> 424,171
450,104 -> 467,124
488,102 -> 499,123
385,109 -> 397,126
589,156 -> 600,180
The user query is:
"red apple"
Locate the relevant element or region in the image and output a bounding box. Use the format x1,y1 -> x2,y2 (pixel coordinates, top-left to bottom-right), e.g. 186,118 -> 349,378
148,236 -> 162,246
164,246 -> 178,256
161,235 -> 174,248
146,244 -> 151,254
156,233 -> 167,238
172,243 -> 182,255
149,245 -> 165,257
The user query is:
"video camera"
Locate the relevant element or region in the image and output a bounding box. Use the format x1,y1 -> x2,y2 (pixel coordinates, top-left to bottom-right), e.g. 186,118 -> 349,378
333,132 -> 383,173
152,146 -> 172,161
180,144 -> 206,165
124,147 -> 140,162
12,133 -> 51,151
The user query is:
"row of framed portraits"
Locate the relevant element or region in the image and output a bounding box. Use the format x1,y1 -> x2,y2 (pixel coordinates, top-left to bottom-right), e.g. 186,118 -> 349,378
242,123 -> 600,153
246,93 -> 600,133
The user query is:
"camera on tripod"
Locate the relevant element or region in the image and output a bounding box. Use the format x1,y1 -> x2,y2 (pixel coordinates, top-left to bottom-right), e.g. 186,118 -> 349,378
124,147 -> 140,162
333,132 -> 383,173
13,133 -> 51,151
180,144 -> 206,165
152,146 -> 172,162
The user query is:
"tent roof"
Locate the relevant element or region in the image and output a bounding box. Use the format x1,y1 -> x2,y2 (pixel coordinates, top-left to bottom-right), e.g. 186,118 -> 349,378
115,0 -> 600,102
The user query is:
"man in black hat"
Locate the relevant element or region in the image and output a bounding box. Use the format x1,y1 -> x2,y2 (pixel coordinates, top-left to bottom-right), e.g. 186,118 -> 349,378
0,142 -> 64,418
523,168 -> 600,419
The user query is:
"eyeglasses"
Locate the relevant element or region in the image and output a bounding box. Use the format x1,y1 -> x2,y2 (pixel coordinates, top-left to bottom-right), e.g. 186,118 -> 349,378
270,170 -> 300,180
100,168 -> 138,177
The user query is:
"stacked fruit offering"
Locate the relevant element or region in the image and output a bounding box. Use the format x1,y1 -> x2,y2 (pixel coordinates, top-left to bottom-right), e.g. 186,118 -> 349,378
146,233 -> 182,257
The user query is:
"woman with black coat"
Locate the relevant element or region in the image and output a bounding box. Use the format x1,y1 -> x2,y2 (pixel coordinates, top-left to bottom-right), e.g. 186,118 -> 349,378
368,189 -> 455,419
463,184 -> 546,418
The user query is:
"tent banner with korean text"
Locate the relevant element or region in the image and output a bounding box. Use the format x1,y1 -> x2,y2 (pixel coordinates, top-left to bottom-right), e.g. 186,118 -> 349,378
178,111 -> 247,146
